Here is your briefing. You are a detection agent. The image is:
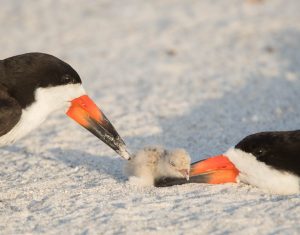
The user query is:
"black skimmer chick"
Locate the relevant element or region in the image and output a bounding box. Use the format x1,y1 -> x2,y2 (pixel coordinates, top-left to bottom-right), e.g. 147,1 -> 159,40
125,146 -> 191,186
0,52 -> 130,159
155,130 -> 300,194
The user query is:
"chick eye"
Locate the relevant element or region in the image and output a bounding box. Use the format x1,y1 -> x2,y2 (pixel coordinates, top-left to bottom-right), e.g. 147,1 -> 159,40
169,161 -> 176,167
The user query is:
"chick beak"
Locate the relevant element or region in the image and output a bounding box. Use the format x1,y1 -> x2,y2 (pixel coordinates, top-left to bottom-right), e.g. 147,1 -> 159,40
179,169 -> 190,181
66,95 -> 130,160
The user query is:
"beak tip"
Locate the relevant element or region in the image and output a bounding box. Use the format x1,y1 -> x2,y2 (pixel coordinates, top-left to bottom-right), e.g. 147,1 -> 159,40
116,146 -> 131,160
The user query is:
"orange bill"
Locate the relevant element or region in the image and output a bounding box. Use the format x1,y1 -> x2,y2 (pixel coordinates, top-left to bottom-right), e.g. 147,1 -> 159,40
66,95 -> 130,160
190,155 -> 239,184
155,155 -> 239,187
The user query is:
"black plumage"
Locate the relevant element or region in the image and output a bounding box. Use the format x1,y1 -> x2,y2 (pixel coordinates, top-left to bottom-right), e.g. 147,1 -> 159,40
0,52 -> 82,138
0,52 -> 82,108
235,130 -> 300,176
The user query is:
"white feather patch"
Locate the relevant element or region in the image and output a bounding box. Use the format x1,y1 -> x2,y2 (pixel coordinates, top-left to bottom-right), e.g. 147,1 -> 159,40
225,148 -> 300,195
0,84 -> 85,145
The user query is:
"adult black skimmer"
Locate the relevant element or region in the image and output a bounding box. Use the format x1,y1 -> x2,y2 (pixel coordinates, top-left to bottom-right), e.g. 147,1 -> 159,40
0,52 -> 130,159
155,130 -> 300,194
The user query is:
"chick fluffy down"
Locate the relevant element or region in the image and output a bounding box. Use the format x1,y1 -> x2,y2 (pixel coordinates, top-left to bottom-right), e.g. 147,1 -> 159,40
124,146 -> 191,186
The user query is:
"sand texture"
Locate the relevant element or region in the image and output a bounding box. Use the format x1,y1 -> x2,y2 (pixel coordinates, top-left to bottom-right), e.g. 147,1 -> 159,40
0,0 -> 300,234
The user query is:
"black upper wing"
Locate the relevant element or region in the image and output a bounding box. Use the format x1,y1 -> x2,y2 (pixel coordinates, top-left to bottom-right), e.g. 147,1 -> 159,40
0,84 -> 22,137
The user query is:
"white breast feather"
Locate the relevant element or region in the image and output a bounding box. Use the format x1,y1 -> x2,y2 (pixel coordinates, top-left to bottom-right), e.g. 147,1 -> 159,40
0,84 -> 85,145
225,148 -> 300,195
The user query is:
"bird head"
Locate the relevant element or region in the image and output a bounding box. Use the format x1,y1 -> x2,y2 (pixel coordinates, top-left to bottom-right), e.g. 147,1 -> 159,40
11,53 -> 130,160
161,148 -> 191,180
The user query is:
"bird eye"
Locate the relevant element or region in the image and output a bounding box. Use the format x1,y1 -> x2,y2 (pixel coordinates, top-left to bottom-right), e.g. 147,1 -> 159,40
169,161 -> 176,167
257,149 -> 265,156
63,75 -> 74,83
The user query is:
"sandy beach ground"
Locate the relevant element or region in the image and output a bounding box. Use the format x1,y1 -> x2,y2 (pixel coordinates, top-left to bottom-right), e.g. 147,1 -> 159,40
0,0 -> 300,234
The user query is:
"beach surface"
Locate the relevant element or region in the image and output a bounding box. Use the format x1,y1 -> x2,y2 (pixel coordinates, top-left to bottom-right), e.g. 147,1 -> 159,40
0,0 -> 300,234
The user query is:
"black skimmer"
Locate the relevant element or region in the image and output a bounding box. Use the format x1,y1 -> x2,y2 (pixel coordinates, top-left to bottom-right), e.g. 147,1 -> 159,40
0,52 -> 130,159
155,130 -> 300,194
125,146 -> 191,186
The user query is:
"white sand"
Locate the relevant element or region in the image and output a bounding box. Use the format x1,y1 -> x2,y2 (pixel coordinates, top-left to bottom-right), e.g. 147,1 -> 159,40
0,0 -> 300,234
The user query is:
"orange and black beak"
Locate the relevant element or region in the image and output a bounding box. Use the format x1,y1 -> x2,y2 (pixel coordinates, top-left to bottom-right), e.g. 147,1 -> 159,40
66,95 -> 130,160
155,155 -> 239,187
189,155 -> 239,184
